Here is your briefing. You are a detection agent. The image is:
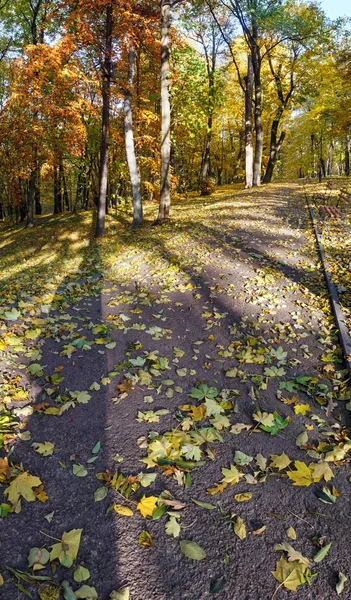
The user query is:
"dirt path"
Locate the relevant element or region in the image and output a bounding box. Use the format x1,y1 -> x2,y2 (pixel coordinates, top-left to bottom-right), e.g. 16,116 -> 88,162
1,183 -> 350,600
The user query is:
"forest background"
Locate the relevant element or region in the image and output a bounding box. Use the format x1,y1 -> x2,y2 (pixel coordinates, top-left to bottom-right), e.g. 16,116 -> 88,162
0,0 -> 350,235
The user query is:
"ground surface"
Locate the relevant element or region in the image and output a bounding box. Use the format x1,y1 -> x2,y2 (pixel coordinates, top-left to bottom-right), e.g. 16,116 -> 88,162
1,183 -> 351,600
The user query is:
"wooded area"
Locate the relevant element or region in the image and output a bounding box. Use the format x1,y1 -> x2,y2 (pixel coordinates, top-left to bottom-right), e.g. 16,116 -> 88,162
1,2 -> 351,600
0,0 -> 350,231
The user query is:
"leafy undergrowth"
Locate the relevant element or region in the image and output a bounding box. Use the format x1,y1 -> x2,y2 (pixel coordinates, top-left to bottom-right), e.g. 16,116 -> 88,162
305,178 -> 351,331
1,183 -> 351,600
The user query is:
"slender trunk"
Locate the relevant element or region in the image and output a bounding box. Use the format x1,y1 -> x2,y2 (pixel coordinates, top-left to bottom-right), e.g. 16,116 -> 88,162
345,136 -> 350,176
60,160 -> 69,210
124,44 -> 143,227
244,55 -> 254,188
263,113 -> 285,183
35,166 -> 41,215
158,0 -> 171,221
95,3 -> 113,238
201,113 -> 213,191
26,170 -> 35,228
252,44 -> 262,187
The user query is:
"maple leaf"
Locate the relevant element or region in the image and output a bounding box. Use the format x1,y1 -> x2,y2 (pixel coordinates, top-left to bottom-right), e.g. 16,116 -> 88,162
50,529 -> 82,567
252,411 -> 275,427
207,481 -> 228,495
271,558 -> 307,592
137,495 -> 158,518
270,452 -> 291,471
4,472 -> 42,504
294,403 -> 311,415
274,542 -> 311,566
221,465 -> 243,484
32,441 -> 55,456
287,461 -> 314,486
310,461 -> 334,482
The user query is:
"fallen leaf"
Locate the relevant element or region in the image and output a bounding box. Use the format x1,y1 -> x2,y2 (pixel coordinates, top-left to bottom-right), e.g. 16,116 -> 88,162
4,472 -> 42,504
180,540 -> 207,560
137,495 -> 158,518
234,492 -> 252,502
113,504 -> 133,517
271,557 -> 307,592
138,531 -> 152,547
234,516 -> 246,540
74,566 -> 90,582
313,542 -> 331,563
336,572 -> 347,595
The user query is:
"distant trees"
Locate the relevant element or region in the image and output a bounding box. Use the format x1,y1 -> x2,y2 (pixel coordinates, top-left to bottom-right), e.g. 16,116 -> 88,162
0,0 -> 348,229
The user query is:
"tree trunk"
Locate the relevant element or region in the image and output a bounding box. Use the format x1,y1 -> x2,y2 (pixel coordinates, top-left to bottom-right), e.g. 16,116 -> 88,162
26,170 -> 36,228
263,114 -> 285,183
252,44 -> 262,187
345,136 -> 350,176
244,55 -> 254,188
201,112 -> 213,191
60,160 -> 69,210
35,166 -> 41,215
95,3 -> 113,238
158,0 -> 171,221
124,44 -> 143,227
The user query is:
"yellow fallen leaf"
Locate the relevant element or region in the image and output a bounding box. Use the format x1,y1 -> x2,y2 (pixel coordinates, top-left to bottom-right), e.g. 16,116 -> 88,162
50,529 -> 82,566
294,404 -> 311,415
286,526 -> 297,540
137,495 -> 158,518
207,481 -> 228,495
234,516 -> 246,540
113,504 -> 134,517
270,452 -> 291,471
271,558 -> 307,592
4,472 -> 42,504
234,492 -> 252,502
310,462 -> 334,482
287,461 -> 314,487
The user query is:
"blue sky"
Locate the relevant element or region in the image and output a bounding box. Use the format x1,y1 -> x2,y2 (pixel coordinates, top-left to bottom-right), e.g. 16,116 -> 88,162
320,0 -> 350,19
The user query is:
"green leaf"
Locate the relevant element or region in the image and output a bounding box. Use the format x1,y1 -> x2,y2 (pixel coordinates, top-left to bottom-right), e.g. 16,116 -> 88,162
109,587 -> 130,600
296,431 -> 308,447
336,572 -> 347,595
179,540 -> 207,560
191,498 -> 216,510
233,451 -> 253,466
73,464 -> 88,477
94,487 -> 107,502
91,441 -> 101,455
313,542 -> 331,563
28,548 -> 50,569
75,586 -> 98,599
62,581 -> 77,600
165,516 -> 181,538
74,567 -> 90,582
210,578 -> 225,594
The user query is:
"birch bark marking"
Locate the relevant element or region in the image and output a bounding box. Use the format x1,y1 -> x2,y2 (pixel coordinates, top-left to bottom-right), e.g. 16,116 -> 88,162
158,0 -> 171,221
124,44 -> 143,227
244,54 -> 253,188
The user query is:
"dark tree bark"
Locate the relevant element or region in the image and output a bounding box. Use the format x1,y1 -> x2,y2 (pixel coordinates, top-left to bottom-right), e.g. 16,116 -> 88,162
95,3 -> 113,238
26,170 -> 36,228
35,166 -> 41,215
263,57 -> 295,183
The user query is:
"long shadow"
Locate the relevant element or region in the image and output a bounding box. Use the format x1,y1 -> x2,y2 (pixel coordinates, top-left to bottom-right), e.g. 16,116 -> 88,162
1,183 -> 350,599
0,220 -> 123,599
